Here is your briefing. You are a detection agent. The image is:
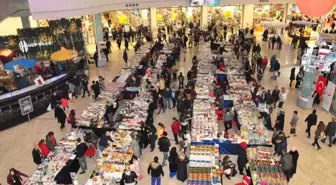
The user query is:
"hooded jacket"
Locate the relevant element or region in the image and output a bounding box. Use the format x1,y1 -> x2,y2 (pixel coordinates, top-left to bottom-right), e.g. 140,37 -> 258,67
147,161 -> 164,177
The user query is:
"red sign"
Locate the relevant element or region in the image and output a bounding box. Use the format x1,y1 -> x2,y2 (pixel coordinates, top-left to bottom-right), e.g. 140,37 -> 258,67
315,76 -> 327,96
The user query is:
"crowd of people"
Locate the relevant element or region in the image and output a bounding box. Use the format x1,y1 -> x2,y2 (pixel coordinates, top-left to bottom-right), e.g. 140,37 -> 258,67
7,16 -> 336,185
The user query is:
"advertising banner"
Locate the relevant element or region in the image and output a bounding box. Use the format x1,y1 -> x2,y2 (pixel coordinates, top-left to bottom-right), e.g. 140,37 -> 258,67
315,76 -> 327,96
322,81 -> 335,111
301,71 -> 316,97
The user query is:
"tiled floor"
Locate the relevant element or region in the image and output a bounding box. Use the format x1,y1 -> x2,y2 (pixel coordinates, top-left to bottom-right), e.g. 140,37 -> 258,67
1,34 -> 335,185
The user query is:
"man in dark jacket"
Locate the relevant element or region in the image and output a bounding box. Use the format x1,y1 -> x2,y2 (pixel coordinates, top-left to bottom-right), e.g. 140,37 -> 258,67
32,145 -> 42,165
305,109 -> 318,138
81,78 -> 90,97
147,156 -> 164,185
75,138 -> 88,174
99,131 -> 113,152
149,124 -> 157,152
163,87 -> 172,109
322,117 -> 336,147
158,132 -> 170,166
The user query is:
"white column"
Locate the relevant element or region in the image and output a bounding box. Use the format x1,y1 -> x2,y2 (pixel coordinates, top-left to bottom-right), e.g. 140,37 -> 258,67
286,3 -> 293,23
150,7 -> 158,38
200,6 -> 208,30
242,4 -> 254,29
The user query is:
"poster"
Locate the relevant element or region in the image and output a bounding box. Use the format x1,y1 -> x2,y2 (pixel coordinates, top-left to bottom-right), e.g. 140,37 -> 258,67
301,71 -> 316,97
315,76 -> 327,96
19,96 -> 33,115
322,81 -> 335,111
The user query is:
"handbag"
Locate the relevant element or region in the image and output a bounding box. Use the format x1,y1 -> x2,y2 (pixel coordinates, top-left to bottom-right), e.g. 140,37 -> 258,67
290,128 -> 296,134
47,103 -> 52,111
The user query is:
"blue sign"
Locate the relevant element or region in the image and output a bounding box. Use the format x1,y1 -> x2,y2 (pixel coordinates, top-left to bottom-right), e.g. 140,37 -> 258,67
190,0 -> 219,6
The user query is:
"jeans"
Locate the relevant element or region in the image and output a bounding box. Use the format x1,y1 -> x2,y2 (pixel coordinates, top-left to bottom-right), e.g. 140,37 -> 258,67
164,97 -> 171,109
151,176 -> 161,185
99,145 -> 106,152
162,152 -> 168,166
150,139 -> 155,151
322,135 -> 334,145
172,98 -> 176,107
77,156 -> 87,172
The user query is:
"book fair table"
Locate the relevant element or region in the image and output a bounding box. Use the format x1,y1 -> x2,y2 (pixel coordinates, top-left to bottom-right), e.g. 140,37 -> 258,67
247,146 -> 287,185
24,129 -> 88,185
85,130 -> 133,185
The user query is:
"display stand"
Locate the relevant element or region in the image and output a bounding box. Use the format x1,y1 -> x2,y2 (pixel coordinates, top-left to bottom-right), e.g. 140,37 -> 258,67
296,92 -> 314,109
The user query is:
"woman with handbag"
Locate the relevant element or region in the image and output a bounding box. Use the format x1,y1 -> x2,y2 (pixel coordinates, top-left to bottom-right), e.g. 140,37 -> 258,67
312,121 -> 326,150
288,111 -> 299,137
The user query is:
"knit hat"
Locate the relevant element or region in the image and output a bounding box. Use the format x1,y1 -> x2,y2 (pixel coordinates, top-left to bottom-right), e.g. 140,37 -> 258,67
240,142 -> 247,149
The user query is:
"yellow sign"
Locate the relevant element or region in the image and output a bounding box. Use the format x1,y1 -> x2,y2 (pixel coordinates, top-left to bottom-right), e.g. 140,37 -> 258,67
224,11 -> 232,18
118,15 -> 128,24
172,13 -> 177,21
157,13 -> 163,22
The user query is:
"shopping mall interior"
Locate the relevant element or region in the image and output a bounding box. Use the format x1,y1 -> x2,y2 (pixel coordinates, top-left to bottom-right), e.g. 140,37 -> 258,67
0,0 -> 336,185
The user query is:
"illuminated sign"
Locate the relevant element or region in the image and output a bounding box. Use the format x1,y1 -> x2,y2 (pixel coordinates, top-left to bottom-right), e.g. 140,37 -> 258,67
19,40 -> 52,53
190,0 -> 219,6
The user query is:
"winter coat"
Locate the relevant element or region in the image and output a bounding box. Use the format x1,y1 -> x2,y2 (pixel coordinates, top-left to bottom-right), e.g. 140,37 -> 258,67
176,156 -> 189,182
280,153 -> 293,171
171,121 -> 180,134
158,136 -> 171,152
305,113 -> 317,126
147,161 -> 164,177
131,139 -> 141,158
169,151 -> 178,172
325,122 -> 336,136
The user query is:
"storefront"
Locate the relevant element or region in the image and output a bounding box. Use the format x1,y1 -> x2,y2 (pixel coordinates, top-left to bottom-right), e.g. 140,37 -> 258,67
253,4 -> 286,26
156,7 -> 201,27
101,9 -> 150,30
208,5 -> 242,27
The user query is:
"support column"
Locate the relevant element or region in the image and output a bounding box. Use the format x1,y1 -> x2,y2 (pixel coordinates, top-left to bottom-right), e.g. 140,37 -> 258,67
200,6 -> 208,30
94,13 -> 103,42
242,4 -> 254,29
150,7 -> 158,38
285,3 -> 294,23
21,16 -> 30,28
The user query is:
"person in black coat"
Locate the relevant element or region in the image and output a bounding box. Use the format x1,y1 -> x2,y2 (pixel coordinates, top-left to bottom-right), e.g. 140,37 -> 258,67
168,147 -> 178,178
288,147 -> 299,178
274,110 -> 285,131
289,68 -> 296,87
148,124 -> 157,152
32,145 -> 42,165
176,151 -> 189,182
50,92 -> 60,109
81,78 -> 90,97
322,118 -> 336,146
54,103 -> 67,129
158,132 -> 171,166
272,86 -> 280,108
305,109 -> 318,138
139,122 -> 149,149
237,142 -> 248,175
62,82 -> 69,99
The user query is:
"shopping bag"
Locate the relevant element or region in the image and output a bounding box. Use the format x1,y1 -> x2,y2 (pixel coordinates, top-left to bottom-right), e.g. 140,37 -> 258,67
290,128 -> 296,134
47,103 -> 51,111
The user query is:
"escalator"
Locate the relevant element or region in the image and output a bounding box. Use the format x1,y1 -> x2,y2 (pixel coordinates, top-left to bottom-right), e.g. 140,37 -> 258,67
0,0 -> 30,23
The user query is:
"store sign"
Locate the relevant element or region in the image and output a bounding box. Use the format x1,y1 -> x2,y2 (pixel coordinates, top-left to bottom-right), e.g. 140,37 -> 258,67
190,0 -> 219,6
259,0 -> 269,2
322,81 -> 335,111
19,40 -> 53,53
19,96 -> 34,115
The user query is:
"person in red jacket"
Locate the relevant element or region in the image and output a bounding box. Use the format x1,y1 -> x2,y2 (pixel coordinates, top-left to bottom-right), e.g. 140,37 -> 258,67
171,117 -> 181,144
39,139 -> 50,158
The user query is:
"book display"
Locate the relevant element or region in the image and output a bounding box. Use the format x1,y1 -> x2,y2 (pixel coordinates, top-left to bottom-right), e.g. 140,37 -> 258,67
247,146 -> 287,185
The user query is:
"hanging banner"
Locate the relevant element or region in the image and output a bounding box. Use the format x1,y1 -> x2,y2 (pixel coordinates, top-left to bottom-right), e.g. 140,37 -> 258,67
322,81 -> 335,111
301,71 -> 316,97
315,76 -> 327,96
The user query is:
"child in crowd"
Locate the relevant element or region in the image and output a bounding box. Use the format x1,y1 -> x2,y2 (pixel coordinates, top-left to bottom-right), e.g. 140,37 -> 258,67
59,98 -> 69,111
